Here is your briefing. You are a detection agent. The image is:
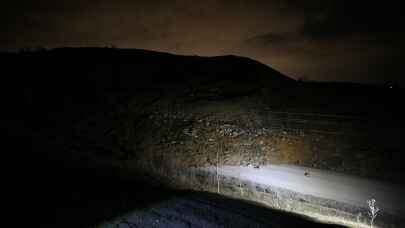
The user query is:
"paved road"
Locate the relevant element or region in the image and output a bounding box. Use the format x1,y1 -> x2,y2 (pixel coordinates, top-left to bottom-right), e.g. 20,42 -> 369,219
203,165 -> 405,217
99,165 -> 404,228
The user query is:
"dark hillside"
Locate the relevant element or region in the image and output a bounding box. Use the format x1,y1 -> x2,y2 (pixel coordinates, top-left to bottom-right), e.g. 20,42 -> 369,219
3,48 -> 404,227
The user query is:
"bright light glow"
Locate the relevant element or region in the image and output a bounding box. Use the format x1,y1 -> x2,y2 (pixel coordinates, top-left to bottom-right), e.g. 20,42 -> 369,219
306,211 -> 372,228
199,165 -> 405,227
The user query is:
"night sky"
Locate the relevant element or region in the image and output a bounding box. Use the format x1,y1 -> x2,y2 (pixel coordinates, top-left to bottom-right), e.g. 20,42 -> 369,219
2,0 -> 404,85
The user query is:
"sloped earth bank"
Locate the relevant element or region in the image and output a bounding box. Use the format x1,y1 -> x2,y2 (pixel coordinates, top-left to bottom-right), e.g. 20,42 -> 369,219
73,85 -> 404,227
90,93 -> 404,228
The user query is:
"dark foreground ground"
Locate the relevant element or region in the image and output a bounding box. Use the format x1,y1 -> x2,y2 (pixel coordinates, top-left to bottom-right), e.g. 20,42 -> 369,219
98,188 -> 347,228
29,160 -> 345,228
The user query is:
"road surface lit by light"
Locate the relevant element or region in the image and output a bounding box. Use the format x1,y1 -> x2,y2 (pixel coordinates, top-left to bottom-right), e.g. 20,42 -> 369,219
201,165 -> 405,217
